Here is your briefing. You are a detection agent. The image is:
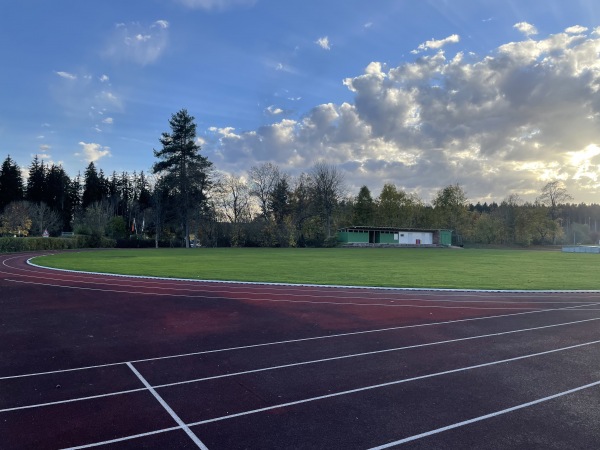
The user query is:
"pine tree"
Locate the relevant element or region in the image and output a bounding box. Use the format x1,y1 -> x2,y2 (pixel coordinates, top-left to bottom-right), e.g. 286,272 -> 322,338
0,155 -> 25,211
153,109 -> 212,247
26,156 -> 47,204
82,162 -> 105,208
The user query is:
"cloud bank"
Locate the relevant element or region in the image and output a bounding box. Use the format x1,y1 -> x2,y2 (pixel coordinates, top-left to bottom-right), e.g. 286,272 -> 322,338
206,25 -> 600,203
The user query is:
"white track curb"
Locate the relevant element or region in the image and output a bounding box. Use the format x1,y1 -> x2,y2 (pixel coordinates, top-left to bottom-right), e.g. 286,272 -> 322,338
25,255 -> 600,294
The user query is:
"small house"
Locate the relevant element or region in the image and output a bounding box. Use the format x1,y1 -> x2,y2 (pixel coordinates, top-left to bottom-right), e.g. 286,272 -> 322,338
337,226 -> 452,247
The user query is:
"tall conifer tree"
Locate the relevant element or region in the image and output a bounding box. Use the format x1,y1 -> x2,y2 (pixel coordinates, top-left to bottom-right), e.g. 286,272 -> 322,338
153,109 -> 212,247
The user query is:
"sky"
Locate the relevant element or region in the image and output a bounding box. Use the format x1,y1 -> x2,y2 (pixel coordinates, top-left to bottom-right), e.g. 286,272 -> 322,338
2,0 -> 600,204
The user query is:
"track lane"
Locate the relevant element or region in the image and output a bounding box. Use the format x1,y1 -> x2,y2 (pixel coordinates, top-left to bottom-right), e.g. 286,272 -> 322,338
2,251 -> 600,449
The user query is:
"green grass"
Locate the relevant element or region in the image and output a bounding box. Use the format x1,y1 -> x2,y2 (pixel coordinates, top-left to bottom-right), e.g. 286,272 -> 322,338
31,247 -> 600,290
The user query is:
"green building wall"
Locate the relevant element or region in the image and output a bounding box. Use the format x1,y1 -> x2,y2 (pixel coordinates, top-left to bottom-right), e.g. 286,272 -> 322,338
439,230 -> 452,246
338,231 -> 369,243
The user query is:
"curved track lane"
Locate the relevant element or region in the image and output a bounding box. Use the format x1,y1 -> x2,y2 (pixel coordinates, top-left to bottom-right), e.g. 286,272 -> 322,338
2,251 -> 600,449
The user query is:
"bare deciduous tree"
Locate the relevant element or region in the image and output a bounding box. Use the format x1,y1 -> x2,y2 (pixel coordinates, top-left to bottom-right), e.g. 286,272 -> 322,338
248,162 -> 280,220
309,161 -> 346,238
214,174 -> 252,246
538,180 -> 572,219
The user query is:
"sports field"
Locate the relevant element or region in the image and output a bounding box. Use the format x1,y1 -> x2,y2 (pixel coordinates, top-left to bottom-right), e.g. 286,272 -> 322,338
33,247 -> 600,290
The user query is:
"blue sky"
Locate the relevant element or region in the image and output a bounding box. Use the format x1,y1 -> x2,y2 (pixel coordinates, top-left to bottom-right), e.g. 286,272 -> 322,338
2,0 -> 600,203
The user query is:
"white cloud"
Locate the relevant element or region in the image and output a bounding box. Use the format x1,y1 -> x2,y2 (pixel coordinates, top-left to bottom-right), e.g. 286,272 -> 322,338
39,144 -> 51,151
514,22 -> 538,37
55,71 -> 77,80
565,25 -> 588,34
153,20 -> 169,29
315,36 -> 331,50
102,117 -> 114,124
205,25 -> 600,203
104,20 -> 169,65
413,34 -> 460,53
174,0 -> 256,10
265,105 -> 284,116
76,142 -> 111,163
99,74 -> 110,82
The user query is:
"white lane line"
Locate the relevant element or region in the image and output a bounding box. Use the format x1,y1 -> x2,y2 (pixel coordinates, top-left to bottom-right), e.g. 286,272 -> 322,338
186,338 -> 600,427
5,315 -> 600,413
151,316 -> 600,388
3,299 -> 599,381
61,426 -> 182,450
368,380 -> 600,449
126,362 -> 208,450
23,256 -> 600,293
0,387 -> 147,413
4,278 -> 545,310
54,339 -> 600,449
6,259 -> 597,305
17,259 -> 600,301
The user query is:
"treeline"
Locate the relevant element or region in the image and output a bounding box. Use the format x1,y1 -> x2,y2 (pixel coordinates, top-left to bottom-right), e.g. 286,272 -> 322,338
1,109 -> 598,247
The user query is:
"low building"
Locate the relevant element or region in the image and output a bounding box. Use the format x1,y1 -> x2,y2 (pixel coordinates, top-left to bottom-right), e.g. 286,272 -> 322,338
337,226 -> 452,247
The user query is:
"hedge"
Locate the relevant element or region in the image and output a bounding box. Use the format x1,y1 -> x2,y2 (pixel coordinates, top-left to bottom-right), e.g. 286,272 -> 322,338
0,236 -> 116,253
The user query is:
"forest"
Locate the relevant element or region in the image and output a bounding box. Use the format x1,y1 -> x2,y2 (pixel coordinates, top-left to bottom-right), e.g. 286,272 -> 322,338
1,110 -> 599,248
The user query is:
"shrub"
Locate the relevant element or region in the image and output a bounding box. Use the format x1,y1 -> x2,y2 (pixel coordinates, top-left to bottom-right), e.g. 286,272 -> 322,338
0,236 -> 116,253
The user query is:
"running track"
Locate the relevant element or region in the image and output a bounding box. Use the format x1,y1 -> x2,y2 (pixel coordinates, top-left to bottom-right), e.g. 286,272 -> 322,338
1,250 -> 600,449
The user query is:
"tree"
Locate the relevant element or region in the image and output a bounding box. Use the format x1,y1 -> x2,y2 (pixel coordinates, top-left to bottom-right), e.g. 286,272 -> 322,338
82,162 -> 106,208
472,213 -> 506,244
539,180 -> 572,220
153,109 -> 212,248
432,183 -> 469,232
0,201 -> 32,236
289,173 -> 313,246
44,164 -> 75,230
353,185 -> 375,225
26,156 -> 46,204
268,176 -> 295,247
0,156 -> 25,211
214,174 -> 251,246
28,202 -> 62,236
309,161 -> 345,238
249,162 -> 280,220
269,176 -> 291,226
375,183 -> 421,227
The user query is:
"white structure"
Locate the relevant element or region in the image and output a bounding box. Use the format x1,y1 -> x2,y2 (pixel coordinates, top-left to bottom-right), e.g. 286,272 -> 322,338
562,246 -> 600,254
394,231 -> 433,245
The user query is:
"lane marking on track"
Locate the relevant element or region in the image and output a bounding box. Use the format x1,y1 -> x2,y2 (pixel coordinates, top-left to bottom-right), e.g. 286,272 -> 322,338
4,254 -> 600,298
8,266 -> 596,305
186,338 -> 600,426
0,387 -> 147,413
23,256 -> 600,294
368,380 -> 600,449
61,426 -> 182,450
0,255 -> 595,303
60,339 -> 600,449
2,298 -> 600,381
126,362 -> 208,450
3,316 -> 600,413
2,278 -> 581,311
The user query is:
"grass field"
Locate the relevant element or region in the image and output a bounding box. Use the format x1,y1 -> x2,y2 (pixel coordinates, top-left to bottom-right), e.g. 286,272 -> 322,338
31,247 -> 600,290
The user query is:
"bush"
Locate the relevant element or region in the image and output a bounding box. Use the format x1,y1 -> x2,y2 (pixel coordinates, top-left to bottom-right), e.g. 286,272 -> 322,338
0,236 -> 116,253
